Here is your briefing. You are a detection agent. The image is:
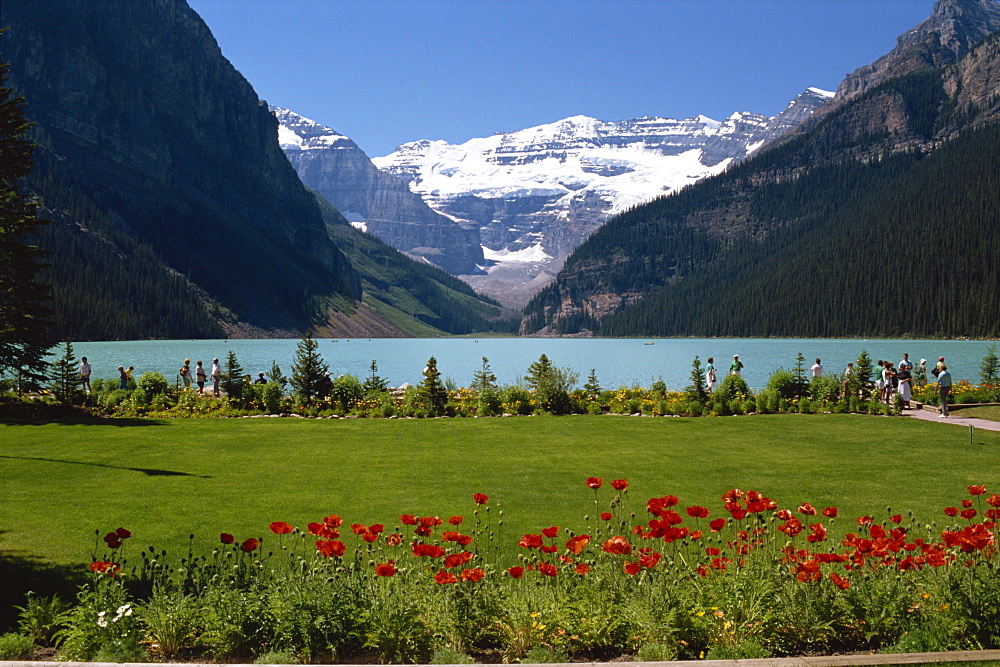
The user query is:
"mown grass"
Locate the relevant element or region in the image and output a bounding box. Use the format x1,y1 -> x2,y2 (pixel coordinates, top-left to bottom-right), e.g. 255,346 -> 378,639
953,404 -> 1000,421
3,413 -> 998,570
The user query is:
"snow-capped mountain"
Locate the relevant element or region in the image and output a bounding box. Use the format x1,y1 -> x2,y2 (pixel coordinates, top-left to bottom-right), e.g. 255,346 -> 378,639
372,88 -> 832,306
272,107 -> 484,275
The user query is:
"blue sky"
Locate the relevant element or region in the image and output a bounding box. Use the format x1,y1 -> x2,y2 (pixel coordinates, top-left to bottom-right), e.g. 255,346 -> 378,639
188,0 -> 936,157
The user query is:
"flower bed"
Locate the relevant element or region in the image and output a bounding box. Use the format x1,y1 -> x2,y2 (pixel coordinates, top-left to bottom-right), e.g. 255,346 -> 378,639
11,481 -> 999,664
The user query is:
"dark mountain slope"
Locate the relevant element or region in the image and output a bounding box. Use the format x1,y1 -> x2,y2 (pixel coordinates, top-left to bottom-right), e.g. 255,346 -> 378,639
520,26 -> 1000,338
2,0 -> 361,336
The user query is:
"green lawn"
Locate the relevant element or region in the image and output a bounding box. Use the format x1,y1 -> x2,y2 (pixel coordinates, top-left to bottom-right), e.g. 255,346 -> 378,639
3,413 -> 998,570
954,404 -> 1000,421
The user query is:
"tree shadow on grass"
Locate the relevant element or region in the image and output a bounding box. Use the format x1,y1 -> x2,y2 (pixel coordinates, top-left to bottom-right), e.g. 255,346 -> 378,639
1,400 -> 169,426
0,548 -> 87,633
0,454 -> 211,478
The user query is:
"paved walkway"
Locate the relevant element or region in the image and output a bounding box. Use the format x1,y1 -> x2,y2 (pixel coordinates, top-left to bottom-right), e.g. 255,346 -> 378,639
902,405 -> 1000,431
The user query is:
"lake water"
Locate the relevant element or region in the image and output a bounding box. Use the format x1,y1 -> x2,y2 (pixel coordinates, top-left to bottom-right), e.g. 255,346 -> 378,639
56,338 -> 994,391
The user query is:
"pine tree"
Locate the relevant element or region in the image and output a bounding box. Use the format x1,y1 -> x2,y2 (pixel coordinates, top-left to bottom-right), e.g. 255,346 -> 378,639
525,354 -> 576,414
290,333 -> 329,404
583,369 -> 601,396
417,356 -> 448,416
222,350 -> 245,399
854,350 -> 874,400
363,359 -> 389,394
686,355 -> 707,403
470,356 -> 497,391
980,344 -> 999,385
0,57 -> 53,389
265,359 -> 287,390
48,340 -> 81,403
791,353 -> 809,399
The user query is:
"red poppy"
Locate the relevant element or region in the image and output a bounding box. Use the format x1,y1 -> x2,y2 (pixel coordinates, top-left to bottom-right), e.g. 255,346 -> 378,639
611,479 -> 629,490
412,543 -> 445,558
103,533 -> 122,549
566,535 -> 590,555
690,530 -> 703,540
729,508 -> 748,520
600,512 -> 613,521
829,572 -> 850,590
575,563 -> 591,575
519,534 -> 543,549
308,522 -> 337,539
460,567 -> 485,582
776,509 -> 793,521
944,506 -> 959,517
709,518 -> 726,532
220,533 -> 235,545
722,488 -> 744,502
806,523 -> 827,543
89,561 -> 120,576
968,485 -> 987,496
962,499 -> 973,508
537,562 -> 558,577
986,493 -> 1000,508
822,507 -> 838,518
400,514 -> 418,525
375,560 -> 396,577
323,514 -> 343,528
889,514 -> 903,524
586,476 -> 603,489
362,531 -> 379,543
857,516 -> 874,526
444,551 -> 474,568
507,566 -> 525,578
448,516 -> 464,526
419,516 -> 443,527
623,561 -> 641,575
686,506 -> 710,519
350,523 -> 367,535
639,552 -> 661,569
241,538 -> 259,553
798,503 -> 817,516
435,570 -> 458,584
316,539 -> 345,558
705,547 -> 721,557
114,527 -> 131,539
473,493 -> 489,505
542,526 -> 559,538
601,535 -> 632,555
386,533 -> 402,546
540,544 -> 558,553
269,521 -> 294,535
961,508 -> 977,519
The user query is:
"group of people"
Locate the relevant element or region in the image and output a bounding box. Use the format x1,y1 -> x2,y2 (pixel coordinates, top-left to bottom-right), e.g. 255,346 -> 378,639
701,353 -> 955,416
76,356 -> 135,394
704,355 -> 745,391
177,358 -> 223,396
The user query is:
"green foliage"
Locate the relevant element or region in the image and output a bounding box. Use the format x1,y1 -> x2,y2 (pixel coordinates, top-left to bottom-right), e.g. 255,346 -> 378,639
329,375 -> 364,413
16,592 -> 68,646
499,385 -> 533,415
686,355 -> 707,403
48,341 -> 81,403
363,359 -> 389,394
713,374 -> 751,403
525,354 -> 577,415
416,357 -> 448,417
476,386 -> 502,417
980,344 -> 1000,385
137,371 -> 169,403
470,356 -> 497,391
0,633 -> 34,660
430,647 -> 474,664
289,334 -> 328,404
0,60 -> 53,391
854,350 -> 875,400
265,360 -> 288,390
583,369 -> 601,396
222,351 -> 245,402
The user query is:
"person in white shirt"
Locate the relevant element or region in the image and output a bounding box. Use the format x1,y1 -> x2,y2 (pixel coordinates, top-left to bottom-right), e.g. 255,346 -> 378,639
211,358 -> 222,397
78,357 -> 92,394
811,358 -> 823,378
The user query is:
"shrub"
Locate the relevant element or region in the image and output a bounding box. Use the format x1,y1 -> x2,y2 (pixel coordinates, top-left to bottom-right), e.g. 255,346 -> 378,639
0,633 -> 34,660
16,592 -> 68,646
637,642 -> 678,662
477,386 -> 502,416
500,385 -> 533,415
137,372 -> 170,402
101,389 -> 130,410
430,648 -> 474,664
809,376 -> 841,403
329,375 -> 364,413
714,374 -> 751,403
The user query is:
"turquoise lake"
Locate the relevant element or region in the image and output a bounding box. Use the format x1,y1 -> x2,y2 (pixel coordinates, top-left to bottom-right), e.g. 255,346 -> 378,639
58,338 -> 994,391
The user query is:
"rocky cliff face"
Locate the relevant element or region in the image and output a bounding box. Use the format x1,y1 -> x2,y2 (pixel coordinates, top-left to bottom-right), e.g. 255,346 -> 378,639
371,89 -> 830,307
1,0 -> 359,329
810,0 -> 1000,120
272,107 -> 484,275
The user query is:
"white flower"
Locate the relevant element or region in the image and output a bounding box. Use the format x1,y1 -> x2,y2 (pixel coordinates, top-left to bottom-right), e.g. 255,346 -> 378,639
97,611 -> 108,628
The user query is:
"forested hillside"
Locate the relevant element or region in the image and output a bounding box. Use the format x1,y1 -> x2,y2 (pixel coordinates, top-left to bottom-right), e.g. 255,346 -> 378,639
521,30 -> 1000,338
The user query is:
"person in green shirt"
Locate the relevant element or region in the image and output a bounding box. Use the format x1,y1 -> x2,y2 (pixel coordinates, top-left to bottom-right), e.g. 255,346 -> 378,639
705,357 -> 717,391
729,355 -> 744,377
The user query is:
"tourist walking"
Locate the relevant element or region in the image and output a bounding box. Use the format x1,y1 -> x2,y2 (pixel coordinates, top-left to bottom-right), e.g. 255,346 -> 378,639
729,355 -> 744,376
79,357 -> 91,395
211,358 -> 221,397
118,366 -> 128,390
179,358 -> 192,390
932,356 -> 945,380
899,353 -> 913,372
811,358 -> 824,378
884,362 -> 898,404
876,361 -> 886,402
195,360 -> 207,394
842,362 -> 854,397
937,364 -> 953,417
705,357 -> 717,391
915,359 -> 927,386
125,366 -> 134,387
